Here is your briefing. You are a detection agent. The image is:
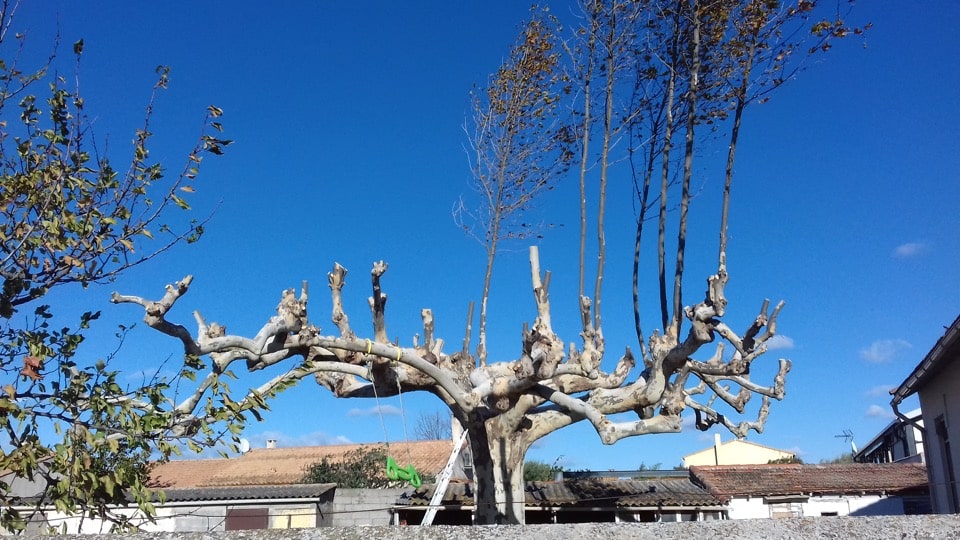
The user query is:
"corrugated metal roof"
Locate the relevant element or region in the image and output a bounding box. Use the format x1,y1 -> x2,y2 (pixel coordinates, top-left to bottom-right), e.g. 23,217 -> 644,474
399,477 -> 719,508
527,478 -> 720,507
399,481 -> 475,506
158,483 -> 335,502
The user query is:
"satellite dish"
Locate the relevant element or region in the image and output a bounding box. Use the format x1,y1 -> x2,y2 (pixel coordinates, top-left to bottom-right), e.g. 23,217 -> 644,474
238,438 -> 250,454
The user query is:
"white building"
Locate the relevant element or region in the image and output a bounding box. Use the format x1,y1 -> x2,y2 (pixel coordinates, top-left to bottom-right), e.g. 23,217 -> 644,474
855,408 -> 924,465
689,463 -> 929,519
891,314 -> 960,514
9,484 -> 335,535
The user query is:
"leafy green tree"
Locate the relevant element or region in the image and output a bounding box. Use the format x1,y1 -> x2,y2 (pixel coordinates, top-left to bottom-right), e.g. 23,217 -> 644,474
819,453 -> 854,465
0,7 -> 235,532
523,459 -> 562,482
301,446 -> 392,489
301,445 -> 435,488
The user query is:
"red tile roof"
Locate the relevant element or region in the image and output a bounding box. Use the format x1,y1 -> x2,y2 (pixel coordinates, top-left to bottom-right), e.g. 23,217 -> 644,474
149,440 -> 456,489
689,463 -> 928,502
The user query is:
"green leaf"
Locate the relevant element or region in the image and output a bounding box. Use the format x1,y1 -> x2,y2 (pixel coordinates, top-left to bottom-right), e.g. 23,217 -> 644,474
170,195 -> 190,210
102,475 -> 115,497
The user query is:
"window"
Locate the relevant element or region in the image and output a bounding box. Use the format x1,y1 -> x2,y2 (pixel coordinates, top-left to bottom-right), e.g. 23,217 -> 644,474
270,508 -> 317,529
935,415 -> 959,513
657,511 -> 705,522
225,508 -> 268,531
767,501 -> 804,518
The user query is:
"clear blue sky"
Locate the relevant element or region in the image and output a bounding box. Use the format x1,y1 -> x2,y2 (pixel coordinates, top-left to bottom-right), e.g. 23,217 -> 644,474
17,1 -> 960,469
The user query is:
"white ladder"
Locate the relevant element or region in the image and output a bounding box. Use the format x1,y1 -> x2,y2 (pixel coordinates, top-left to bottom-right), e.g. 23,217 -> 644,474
421,429 -> 469,525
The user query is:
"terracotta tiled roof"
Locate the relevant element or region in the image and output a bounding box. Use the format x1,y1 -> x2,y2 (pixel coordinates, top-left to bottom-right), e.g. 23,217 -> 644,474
148,440 -> 456,489
399,477 -> 721,508
689,463 -> 929,502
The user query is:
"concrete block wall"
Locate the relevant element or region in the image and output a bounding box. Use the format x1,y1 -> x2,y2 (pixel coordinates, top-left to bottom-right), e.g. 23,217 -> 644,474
330,488 -> 407,527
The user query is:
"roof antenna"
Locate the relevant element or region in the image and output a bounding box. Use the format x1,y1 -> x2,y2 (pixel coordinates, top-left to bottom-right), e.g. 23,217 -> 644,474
835,429 -> 857,454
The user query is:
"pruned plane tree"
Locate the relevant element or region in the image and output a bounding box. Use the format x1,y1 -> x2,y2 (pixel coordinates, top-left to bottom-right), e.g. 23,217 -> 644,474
113,245 -> 787,524
113,0 -> 860,526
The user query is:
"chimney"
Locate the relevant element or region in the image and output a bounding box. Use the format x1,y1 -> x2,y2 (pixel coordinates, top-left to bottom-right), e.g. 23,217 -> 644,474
266,439 -> 277,449
714,433 -> 722,465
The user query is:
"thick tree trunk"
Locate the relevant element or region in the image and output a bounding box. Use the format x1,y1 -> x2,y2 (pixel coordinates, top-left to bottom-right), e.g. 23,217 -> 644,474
467,421 -> 528,525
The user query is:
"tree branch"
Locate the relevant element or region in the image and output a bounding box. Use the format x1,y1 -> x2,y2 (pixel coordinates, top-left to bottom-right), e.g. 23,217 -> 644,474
328,263 -> 354,339
110,276 -> 199,356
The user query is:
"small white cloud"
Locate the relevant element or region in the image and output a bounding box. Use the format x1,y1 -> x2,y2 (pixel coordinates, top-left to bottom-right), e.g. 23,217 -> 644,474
865,384 -> 894,398
347,405 -> 402,417
866,404 -> 895,420
860,339 -> 911,363
892,242 -> 928,258
766,335 -> 795,351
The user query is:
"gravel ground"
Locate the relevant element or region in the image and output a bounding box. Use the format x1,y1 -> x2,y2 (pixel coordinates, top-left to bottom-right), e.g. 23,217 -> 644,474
32,515 -> 960,540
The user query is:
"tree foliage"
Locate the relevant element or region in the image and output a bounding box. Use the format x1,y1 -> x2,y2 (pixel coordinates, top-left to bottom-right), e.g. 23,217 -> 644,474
455,7 -> 573,365
300,446 -> 391,489
819,453 -> 854,465
301,445 -> 436,488
769,455 -> 804,464
0,5 -> 234,532
523,459 -> 562,482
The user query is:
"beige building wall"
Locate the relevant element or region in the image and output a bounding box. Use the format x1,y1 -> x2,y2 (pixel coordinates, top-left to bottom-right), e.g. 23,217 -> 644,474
683,435 -> 796,467
917,358 -> 960,514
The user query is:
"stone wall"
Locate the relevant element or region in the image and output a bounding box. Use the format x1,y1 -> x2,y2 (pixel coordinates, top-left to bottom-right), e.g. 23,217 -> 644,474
35,514 -> 960,540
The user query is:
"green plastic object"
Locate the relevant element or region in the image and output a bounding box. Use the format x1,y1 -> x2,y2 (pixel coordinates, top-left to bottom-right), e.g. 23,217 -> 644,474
385,456 -> 422,488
